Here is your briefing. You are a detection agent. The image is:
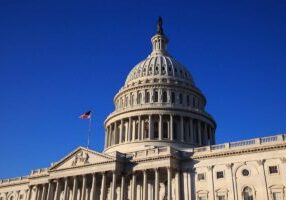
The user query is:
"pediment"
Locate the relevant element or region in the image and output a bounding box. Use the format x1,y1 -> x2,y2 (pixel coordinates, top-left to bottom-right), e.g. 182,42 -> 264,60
50,147 -> 116,171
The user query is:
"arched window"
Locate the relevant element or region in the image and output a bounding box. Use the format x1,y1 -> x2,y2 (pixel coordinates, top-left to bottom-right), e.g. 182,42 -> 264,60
179,93 -> 183,104
137,92 -> 142,104
125,96 -> 128,107
186,95 -> 190,106
145,90 -> 150,103
154,90 -> 158,102
243,187 -> 254,200
130,93 -> 134,106
171,92 -> 176,104
162,90 -> 167,103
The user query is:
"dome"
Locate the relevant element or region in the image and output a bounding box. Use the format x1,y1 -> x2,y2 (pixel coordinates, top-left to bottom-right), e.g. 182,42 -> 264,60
125,54 -> 194,86
125,25 -> 194,86
104,17 -> 216,154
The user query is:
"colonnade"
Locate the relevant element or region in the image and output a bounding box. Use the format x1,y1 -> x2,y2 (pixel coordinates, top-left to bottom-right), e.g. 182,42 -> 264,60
105,114 -> 215,148
23,168 -> 190,200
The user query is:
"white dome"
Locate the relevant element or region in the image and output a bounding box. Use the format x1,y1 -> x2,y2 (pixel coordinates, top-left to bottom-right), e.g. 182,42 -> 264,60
125,54 -> 194,86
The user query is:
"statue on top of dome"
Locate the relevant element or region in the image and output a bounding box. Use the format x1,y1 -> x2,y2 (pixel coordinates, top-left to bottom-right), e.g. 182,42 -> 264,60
157,16 -> 164,35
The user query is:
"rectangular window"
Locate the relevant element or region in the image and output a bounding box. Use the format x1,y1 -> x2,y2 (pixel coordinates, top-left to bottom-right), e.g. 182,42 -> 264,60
269,166 -> 278,174
218,196 -> 225,200
216,171 -> 224,179
198,173 -> 205,181
273,192 -> 282,200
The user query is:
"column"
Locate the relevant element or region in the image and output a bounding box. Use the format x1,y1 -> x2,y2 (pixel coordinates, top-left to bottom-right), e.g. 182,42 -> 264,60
120,175 -> 125,200
100,173 -> 106,200
128,117 -> 132,142
72,177 -> 78,200
155,169 -> 159,200
180,116 -> 184,142
138,116 -> 141,140
54,180 -> 60,200
183,171 -> 188,200
175,170 -> 181,200
167,168 -> 172,200
207,166 -> 215,200
104,127 -> 108,148
187,169 -> 193,200
81,176 -> 86,200
226,164 -> 235,200
148,115 -> 153,140
198,121 -> 202,145
41,184 -> 47,200
143,171 -> 147,200
257,160 -> 269,200
158,115 -> 162,140
131,173 -> 137,200
170,115 -> 173,140
132,120 -> 136,141
63,178 -> 68,200
111,172 -> 117,200
119,119 -> 123,143
189,118 -> 194,144
26,186 -> 32,200
35,186 -> 40,200
90,174 -> 96,200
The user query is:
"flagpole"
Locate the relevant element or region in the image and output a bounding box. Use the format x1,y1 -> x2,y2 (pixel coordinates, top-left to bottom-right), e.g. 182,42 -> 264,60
87,116 -> 92,149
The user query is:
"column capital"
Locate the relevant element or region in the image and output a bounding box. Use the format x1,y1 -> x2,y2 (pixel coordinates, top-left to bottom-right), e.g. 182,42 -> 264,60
257,159 -> 265,166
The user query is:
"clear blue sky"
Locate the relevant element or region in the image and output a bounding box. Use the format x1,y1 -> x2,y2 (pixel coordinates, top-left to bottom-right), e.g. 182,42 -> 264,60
0,0 -> 285,179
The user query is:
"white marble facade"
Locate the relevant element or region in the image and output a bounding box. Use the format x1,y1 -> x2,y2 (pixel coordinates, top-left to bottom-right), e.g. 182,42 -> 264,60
1,18 -> 286,200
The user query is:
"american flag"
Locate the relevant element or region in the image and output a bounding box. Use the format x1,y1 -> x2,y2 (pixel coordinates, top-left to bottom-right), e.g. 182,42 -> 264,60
79,111 -> 92,120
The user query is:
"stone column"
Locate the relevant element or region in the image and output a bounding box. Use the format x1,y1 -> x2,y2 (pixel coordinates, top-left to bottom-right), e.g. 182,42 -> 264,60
207,166 -> 215,200
167,168 -> 172,200
170,115 -> 173,140
138,116 -> 141,140
131,173 -> 137,200
128,117 -> 132,142
120,175 -> 125,200
180,116 -> 184,142
111,172 -> 117,200
81,176 -> 86,200
104,127 -> 108,148
90,174 -> 96,200
189,118 -> 194,144
100,173 -> 106,200
41,184 -> 47,200
155,169 -> 159,200
183,171 -> 188,200
53,180 -> 60,200
158,115 -> 162,140
143,170 -> 148,200
280,158 -> 286,188
226,164 -> 235,200
148,115 -> 153,140
26,186 -> 33,200
187,169 -> 193,200
72,177 -> 78,200
175,170 -> 181,200
198,121 -> 202,145
132,120 -> 136,141
119,119 -> 123,143
257,160 -> 269,200
62,178 -> 68,200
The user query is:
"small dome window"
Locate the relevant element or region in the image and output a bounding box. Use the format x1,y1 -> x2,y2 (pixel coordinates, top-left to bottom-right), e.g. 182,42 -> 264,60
179,93 -> 183,104
242,169 -> 250,176
171,92 -> 176,104
145,90 -> 150,103
162,91 -> 167,103
153,90 -> 159,102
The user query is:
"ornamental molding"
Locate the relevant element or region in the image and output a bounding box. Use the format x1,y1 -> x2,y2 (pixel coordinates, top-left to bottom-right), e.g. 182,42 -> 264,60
71,152 -> 90,166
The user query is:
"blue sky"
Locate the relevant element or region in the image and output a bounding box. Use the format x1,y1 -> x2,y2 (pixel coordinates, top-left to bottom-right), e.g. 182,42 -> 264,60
0,0 -> 285,179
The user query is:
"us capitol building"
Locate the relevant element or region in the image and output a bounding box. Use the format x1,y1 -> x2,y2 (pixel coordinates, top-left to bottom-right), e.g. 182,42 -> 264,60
1,18 -> 286,200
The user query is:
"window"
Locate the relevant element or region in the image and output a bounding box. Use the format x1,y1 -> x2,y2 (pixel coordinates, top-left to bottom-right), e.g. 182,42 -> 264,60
242,169 -> 250,176
171,92 -> 176,103
198,196 -> 207,200
269,166 -> 278,174
154,90 -> 158,102
198,173 -> 205,181
243,187 -> 254,200
137,92 -> 142,104
162,91 -> 167,103
273,192 -> 282,200
218,195 -> 225,200
145,90 -> 150,103
179,93 -> 183,104
186,95 -> 190,106
216,171 -> 224,179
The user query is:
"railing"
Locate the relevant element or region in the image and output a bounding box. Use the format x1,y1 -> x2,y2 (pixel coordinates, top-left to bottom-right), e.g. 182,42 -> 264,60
194,134 -> 286,154
31,168 -> 48,175
0,176 -> 28,184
